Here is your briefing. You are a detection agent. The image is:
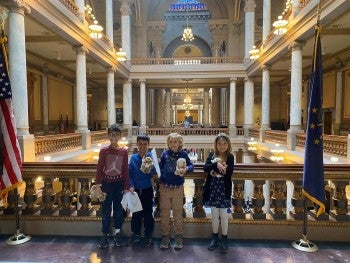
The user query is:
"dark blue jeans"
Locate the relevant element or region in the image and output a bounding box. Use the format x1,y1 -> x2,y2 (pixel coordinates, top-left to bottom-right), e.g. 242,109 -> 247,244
101,181 -> 124,235
131,186 -> 154,238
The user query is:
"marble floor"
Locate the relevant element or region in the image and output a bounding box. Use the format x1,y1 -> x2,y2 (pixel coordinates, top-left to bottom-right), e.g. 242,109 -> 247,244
0,235 -> 349,263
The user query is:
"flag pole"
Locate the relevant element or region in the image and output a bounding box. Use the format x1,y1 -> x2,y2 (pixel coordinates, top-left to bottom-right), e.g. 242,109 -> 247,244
5,188 -> 31,245
292,1 -> 322,252
0,11 -> 31,245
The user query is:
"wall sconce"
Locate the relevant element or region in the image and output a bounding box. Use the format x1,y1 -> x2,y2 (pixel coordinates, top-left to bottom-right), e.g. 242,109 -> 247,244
270,143 -> 284,162
247,138 -> 258,151
248,46 -> 260,60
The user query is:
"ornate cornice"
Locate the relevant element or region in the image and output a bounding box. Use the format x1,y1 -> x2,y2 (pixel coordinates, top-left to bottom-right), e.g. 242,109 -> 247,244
2,0 -> 30,13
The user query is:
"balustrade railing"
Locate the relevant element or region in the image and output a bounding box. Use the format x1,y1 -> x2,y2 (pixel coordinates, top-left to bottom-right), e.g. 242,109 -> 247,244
35,133 -> 82,155
265,130 -> 288,145
131,56 -> 244,66
59,0 -> 79,16
146,127 -> 229,136
2,163 -> 350,228
91,130 -> 108,145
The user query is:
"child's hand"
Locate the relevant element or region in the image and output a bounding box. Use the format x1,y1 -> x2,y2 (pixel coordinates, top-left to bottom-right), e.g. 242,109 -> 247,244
217,162 -> 227,174
130,187 -> 135,193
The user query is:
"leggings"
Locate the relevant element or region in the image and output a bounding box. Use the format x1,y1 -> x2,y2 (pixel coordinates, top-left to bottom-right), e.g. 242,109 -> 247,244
211,207 -> 228,235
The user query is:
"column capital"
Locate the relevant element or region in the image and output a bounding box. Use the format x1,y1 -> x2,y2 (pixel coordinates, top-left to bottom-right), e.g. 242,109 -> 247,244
261,65 -> 271,71
230,77 -> 237,83
3,0 -> 30,14
139,78 -> 146,84
204,87 -> 210,92
107,66 -> 116,73
244,0 -> 256,12
123,79 -> 132,85
73,45 -> 89,55
119,0 -> 132,16
289,41 -> 306,51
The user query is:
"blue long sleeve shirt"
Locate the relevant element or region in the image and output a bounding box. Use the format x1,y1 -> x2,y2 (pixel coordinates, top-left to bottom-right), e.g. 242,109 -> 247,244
128,151 -> 156,190
159,149 -> 194,186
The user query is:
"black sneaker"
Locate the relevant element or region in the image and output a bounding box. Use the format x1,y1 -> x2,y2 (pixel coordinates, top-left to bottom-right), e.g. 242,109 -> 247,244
143,237 -> 153,247
127,234 -> 142,246
113,233 -> 124,247
99,235 -> 109,249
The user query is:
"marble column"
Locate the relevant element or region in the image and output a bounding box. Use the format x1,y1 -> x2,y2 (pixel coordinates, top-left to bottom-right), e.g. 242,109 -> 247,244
291,0 -> 300,18
203,88 -> 210,127
74,0 -> 85,22
220,88 -> 227,126
107,68 -> 115,127
105,0 -> 114,47
154,89 -> 164,127
41,69 -> 49,134
244,0 -> 256,59
335,69 -> 344,135
148,89 -> 154,126
120,0 -> 132,60
262,0 -> 271,45
244,78 -> 254,137
287,41 -> 304,150
211,88 -> 220,127
164,88 -> 172,127
229,78 -> 237,137
6,2 -> 35,161
74,45 -> 91,149
302,81 -> 309,130
260,65 -> 271,142
139,79 -> 147,133
122,79 -> 133,136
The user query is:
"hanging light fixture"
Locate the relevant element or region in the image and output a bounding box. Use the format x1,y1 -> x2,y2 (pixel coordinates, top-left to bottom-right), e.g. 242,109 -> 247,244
89,20 -> 103,39
116,48 -> 126,62
248,45 -> 260,60
182,5 -> 194,42
182,81 -> 193,110
270,144 -> 285,162
272,15 -> 288,35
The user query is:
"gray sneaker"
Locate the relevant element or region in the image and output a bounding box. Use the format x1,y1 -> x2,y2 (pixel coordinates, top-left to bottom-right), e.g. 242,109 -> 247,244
159,235 -> 170,250
127,234 -> 142,246
174,234 -> 183,250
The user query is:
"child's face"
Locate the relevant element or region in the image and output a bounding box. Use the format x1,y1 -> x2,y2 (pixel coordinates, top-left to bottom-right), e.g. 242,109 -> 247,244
137,139 -> 149,156
109,131 -> 121,146
168,138 -> 180,152
217,139 -> 229,154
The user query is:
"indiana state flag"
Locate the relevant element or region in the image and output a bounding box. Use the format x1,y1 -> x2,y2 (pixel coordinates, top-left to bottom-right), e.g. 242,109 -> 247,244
302,25 -> 325,217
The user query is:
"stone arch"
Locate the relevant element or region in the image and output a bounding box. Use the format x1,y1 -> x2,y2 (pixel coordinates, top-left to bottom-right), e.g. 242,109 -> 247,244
163,36 -> 212,58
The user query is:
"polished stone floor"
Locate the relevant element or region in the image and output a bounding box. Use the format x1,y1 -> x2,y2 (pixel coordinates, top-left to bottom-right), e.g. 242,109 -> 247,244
0,235 -> 349,263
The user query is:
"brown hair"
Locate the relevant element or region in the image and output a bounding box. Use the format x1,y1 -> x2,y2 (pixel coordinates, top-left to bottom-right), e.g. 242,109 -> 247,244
213,133 -> 232,161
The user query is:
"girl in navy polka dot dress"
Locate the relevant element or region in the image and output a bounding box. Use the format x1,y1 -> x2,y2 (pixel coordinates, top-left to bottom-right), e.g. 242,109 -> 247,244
203,133 -> 234,253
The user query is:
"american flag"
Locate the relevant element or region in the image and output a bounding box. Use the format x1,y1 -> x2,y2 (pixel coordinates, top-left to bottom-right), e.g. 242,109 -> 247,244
0,38 -> 23,201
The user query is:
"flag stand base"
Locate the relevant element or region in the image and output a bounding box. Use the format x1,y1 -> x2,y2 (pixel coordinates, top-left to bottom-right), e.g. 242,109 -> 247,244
291,234 -> 318,252
6,229 -> 31,245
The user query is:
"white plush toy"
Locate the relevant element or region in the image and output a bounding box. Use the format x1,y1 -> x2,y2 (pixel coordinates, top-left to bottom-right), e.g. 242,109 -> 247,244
140,156 -> 154,174
90,184 -> 106,202
174,158 -> 187,177
210,156 -> 226,178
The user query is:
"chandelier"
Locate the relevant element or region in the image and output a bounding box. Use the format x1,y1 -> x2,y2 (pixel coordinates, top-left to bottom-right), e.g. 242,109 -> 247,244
182,6 -> 194,41
182,81 -> 193,110
89,20 -> 103,39
248,45 -> 260,60
272,15 -> 288,35
116,48 -> 126,62
85,4 -> 103,39
247,138 -> 258,151
270,144 -> 285,162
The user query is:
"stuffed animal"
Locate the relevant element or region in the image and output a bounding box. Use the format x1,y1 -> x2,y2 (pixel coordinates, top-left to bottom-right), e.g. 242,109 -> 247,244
90,184 -> 106,202
174,158 -> 187,177
210,156 -> 226,178
140,156 -> 154,174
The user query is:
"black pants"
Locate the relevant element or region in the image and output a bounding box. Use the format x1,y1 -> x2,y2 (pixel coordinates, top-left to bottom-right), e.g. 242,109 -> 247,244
131,186 -> 154,238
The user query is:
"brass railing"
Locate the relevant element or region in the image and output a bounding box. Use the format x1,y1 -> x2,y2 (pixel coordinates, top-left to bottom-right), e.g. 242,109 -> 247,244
146,127 -> 229,136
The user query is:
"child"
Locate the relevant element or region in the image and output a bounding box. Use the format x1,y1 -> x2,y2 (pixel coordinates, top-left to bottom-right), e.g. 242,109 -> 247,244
159,132 -> 193,250
203,133 -> 234,253
128,134 -> 156,247
95,124 -> 130,249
